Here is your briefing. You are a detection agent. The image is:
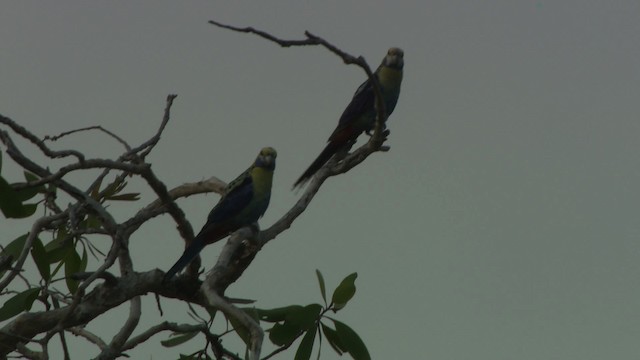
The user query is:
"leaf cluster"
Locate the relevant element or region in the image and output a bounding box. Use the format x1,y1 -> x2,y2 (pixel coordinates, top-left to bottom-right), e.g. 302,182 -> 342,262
163,271 -> 369,360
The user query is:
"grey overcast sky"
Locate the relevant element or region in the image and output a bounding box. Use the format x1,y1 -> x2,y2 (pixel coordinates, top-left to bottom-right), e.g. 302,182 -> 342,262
1,1 -> 640,359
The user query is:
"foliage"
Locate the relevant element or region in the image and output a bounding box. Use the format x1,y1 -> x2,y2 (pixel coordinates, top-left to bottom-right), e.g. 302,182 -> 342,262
162,271 -> 369,360
0,20 -> 391,360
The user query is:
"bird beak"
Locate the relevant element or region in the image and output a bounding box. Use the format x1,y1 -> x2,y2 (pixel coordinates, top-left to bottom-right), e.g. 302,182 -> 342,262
384,47 -> 404,69
264,154 -> 275,165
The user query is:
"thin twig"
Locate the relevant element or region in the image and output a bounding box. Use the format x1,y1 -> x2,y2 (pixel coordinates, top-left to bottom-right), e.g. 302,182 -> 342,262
67,327 -> 108,350
43,125 -> 132,152
0,115 -> 84,161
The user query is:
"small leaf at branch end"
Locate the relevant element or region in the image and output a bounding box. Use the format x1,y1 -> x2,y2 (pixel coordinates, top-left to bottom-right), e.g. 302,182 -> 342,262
106,192 -> 141,201
316,269 -> 327,304
31,237 -> 50,282
331,272 -> 357,311
161,331 -> 199,347
16,171 -> 46,201
294,325 -> 317,360
64,246 -> 82,293
0,176 -> 37,218
45,228 -> 73,264
23,171 -> 38,183
333,320 -> 371,360
0,288 -> 40,322
1,234 -> 28,260
0,234 -> 28,277
90,177 -> 103,200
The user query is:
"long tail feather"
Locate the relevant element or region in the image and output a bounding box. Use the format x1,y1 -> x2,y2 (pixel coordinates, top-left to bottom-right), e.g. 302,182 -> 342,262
163,237 -> 205,282
293,141 -> 340,188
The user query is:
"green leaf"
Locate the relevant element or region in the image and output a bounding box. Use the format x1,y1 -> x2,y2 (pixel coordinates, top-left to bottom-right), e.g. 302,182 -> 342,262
12,185 -> 39,202
316,269 -> 327,304
333,320 -> 370,360
64,246 -> 82,293
102,179 -> 127,199
0,176 -> 34,218
321,322 -> 346,355
90,177 -> 103,200
269,321 -> 300,346
31,237 -> 50,282
288,304 -> 322,330
23,171 -> 39,183
13,172 -> 45,201
1,234 -> 28,259
106,193 -> 140,201
294,325 -> 317,360
160,331 -> 199,347
45,229 -> 73,264
1,234 -> 28,277
331,273 -> 357,311
268,304 -> 322,346
17,203 -> 37,217
0,288 -> 40,322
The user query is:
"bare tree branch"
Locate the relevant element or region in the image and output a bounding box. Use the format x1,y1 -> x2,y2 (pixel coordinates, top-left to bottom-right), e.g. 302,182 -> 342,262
122,322 -> 204,351
131,94 -> 177,160
96,296 -> 141,360
43,125 -> 132,152
0,270 -> 175,357
0,115 -> 85,161
208,20 -> 389,149
67,327 -> 108,350
0,21 -> 390,358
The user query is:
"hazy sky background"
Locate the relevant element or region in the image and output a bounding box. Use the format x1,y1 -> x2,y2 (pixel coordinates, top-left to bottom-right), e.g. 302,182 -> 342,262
1,1 -> 639,359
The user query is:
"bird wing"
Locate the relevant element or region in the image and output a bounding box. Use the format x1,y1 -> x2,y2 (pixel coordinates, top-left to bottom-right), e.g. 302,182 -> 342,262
202,170 -> 254,226
335,77 -> 376,130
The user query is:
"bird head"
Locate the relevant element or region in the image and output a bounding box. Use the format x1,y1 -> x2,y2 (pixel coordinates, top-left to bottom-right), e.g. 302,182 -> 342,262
382,47 -> 404,70
255,147 -> 277,170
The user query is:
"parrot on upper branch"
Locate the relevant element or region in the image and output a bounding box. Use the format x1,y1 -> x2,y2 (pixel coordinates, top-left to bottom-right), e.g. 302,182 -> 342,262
163,147 -> 277,282
293,47 -> 404,188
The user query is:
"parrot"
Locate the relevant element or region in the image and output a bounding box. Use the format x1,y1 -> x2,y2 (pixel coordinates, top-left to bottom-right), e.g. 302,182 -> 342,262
293,47 -> 404,188
163,147 -> 277,282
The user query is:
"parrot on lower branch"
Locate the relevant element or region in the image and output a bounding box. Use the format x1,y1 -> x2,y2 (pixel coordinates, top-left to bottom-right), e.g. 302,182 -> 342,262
293,47 -> 404,188
163,147 -> 277,282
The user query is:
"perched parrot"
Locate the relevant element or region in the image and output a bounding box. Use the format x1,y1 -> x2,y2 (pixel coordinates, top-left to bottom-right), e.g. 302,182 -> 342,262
163,147 -> 277,282
293,47 -> 404,188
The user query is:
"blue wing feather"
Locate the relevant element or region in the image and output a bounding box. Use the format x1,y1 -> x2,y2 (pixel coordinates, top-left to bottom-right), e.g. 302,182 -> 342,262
206,174 -> 254,224
163,174 -> 254,282
336,77 -> 375,128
